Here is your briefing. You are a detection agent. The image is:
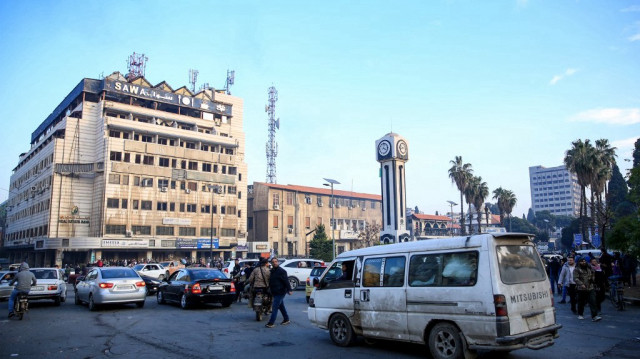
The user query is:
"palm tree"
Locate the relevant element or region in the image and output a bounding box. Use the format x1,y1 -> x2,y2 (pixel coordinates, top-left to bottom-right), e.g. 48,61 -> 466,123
448,156 -> 473,235
564,139 -> 597,243
503,190 -> 517,232
593,139 -> 617,248
471,177 -> 489,233
464,175 -> 479,234
492,187 -> 506,226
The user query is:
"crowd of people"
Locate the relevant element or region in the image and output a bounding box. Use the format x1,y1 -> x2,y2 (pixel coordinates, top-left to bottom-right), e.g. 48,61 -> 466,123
545,248 -> 638,322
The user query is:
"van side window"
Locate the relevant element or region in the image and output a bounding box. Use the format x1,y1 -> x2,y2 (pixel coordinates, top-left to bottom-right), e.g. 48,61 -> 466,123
363,256 -> 406,287
409,251 -> 478,287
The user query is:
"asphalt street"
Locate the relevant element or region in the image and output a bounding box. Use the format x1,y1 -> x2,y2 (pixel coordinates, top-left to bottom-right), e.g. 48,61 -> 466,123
0,288 -> 639,359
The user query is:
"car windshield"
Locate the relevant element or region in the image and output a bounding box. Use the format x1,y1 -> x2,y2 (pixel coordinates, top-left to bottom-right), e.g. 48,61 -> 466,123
496,245 -> 547,284
160,262 -> 170,267
132,265 -> 144,271
310,267 -> 326,276
101,268 -> 139,279
30,269 -> 58,280
191,269 -> 226,280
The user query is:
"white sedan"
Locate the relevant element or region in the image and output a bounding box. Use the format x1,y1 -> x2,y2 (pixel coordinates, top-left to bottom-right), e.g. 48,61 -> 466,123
28,268 -> 67,305
133,263 -> 169,280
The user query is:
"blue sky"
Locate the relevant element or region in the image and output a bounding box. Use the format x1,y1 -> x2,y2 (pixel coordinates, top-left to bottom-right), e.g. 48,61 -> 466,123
0,1 -> 638,218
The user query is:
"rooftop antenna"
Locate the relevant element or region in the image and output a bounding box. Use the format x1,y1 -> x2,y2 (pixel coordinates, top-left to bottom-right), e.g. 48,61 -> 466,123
199,82 -> 210,91
126,52 -> 148,80
189,69 -> 199,92
225,70 -> 235,95
265,85 -> 279,184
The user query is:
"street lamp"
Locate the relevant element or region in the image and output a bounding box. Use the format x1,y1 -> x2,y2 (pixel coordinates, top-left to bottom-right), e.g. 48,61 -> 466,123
484,203 -> 490,232
446,200 -> 457,237
323,178 -> 340,260
207,184 -> 220,267
543,219 -> 550,241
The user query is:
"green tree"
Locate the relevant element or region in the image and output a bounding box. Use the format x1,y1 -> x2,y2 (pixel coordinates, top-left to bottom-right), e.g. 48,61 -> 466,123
470,176 -> 489,233
492,187 -> 506,226
564,139 -> 597,244
633,138 -> 640,168
608,164 -> 631,219
449,156 -> 473,235
561,218 -> 581,249
309,224 -> 333,262
502,190 -> 517,232
527,208 -> 536,223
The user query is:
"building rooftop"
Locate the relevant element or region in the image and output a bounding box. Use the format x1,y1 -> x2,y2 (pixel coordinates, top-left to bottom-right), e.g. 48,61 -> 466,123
411,213 -> 452,221
255,182 -> 381,201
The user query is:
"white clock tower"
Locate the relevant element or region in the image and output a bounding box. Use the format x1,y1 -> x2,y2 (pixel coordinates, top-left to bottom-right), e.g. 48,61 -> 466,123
375,133 -> 410,244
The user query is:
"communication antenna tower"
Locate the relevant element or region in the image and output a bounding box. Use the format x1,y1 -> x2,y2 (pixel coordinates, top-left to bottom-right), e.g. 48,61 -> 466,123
126,52 -> 148,80
189,69 -> 199,92
265,86 -> 280,184
225,70 -> 235,95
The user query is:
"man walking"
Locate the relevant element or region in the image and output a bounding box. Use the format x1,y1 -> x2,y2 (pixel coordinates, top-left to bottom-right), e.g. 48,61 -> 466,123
574,258 -> 601,322
265,257 -> 292,328
558,256 -> 577,312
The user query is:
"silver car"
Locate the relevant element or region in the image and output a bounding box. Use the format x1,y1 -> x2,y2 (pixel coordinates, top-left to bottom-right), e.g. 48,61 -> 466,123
75,267 -> 146,311
0,271 -> 17,300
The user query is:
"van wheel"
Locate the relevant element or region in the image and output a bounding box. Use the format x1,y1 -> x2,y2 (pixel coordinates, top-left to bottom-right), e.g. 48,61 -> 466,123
428,323 -> 469,359
288,277 -> 299,290
329,313 -> 355,347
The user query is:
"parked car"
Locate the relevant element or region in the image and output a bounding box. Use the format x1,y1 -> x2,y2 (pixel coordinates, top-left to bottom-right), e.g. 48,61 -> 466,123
157,268 -> 236,309
280,258 -> 325,289
75,267 -> 147,311
0,271 -> 17,300
133,263 -> 168,280
139,274 -> 161,296
305,266 -> 327,303
28,268 -> 67,305
222,259 -> 259,278
159,261 -> 184,276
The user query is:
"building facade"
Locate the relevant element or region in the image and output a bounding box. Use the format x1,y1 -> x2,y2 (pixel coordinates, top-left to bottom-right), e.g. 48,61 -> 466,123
247,182 -> 382,258
4,72 -> 248,266
529,165 -> 580,217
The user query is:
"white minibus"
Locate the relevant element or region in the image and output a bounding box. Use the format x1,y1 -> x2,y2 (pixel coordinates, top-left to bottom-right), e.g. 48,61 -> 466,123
308,233 -> 561,359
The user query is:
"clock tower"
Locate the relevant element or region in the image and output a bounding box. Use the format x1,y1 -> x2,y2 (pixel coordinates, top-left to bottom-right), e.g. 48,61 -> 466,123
375,133 -> 410,244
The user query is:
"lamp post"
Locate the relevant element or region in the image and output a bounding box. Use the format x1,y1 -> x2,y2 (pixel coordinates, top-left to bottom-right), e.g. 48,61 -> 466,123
323,178 -> 340,260
484,203 -> 490,232
543,219 -> 550,242
207,184 -> 220,267
446,200 -> 457,237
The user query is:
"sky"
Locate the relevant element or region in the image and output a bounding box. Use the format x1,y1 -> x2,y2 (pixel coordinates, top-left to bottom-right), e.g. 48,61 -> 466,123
0,0 -> 638,218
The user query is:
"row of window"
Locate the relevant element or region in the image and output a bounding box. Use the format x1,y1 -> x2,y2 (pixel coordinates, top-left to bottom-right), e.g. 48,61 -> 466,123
8,175 -> 53,208
107,174 -> 240,196
106,198 -> 240,217
268,215 -> 369,231
6,224 -> 49,241
109,151 -> 239,175
11,153 -> 55,191
108,129 -> 234,155
531,172 -> 570,180
533,191 -> 573,197
272,192 -> 377,209
7,199 -> 51,223
105,225 -> 236,237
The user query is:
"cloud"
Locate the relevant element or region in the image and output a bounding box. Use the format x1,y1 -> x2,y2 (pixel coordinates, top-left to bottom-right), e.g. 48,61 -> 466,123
621,5 -> 640,12
549,68 -> 579,85
570,108 -> 640,125
612,137 -> 639,163
629,33 -> 640,41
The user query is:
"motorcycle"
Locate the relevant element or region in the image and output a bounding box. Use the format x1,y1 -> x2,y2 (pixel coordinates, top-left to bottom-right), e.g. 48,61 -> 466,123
13,293 -> 29,320
253,288 -> 272,321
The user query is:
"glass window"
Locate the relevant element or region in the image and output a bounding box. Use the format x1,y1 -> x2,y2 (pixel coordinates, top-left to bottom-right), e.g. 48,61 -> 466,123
141,201 -> 152,210
496,245 -> 547,284
363,257 -> 407,287
106,198 -> 119,208
179,227 -> 196,236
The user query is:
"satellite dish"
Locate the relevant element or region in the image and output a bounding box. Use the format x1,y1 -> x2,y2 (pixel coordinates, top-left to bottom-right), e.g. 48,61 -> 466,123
275,118 -> 280,130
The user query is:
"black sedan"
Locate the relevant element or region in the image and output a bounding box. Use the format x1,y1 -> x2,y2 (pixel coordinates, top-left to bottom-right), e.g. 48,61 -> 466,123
139,274 -> 161,296
156,268 -> 236,309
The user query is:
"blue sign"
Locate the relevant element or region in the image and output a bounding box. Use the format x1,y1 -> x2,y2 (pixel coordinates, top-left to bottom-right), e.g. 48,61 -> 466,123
591,234 -> 601,249
197,238 -> 219,249
573,234 -> 582,247
176,238 -> 219,249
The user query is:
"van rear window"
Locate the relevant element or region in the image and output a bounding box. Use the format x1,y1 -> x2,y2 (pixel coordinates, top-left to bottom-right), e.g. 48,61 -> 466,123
496,245 -> 547,284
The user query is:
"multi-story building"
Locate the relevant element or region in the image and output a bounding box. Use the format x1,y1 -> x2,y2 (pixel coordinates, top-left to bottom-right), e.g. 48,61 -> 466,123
529,165 -> 580,217
247,182 -> 382,258
4,71 -> 248,266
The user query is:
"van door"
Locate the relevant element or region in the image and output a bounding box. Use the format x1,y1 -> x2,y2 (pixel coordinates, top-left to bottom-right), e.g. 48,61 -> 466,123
494,242 -> 555,336
311,258 -> 356,328
354,255 -> 408,339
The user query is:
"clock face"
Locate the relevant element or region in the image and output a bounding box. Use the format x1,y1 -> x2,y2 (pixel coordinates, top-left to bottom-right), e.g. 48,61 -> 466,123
397,140 -> 407,156
378,140 -> 391,156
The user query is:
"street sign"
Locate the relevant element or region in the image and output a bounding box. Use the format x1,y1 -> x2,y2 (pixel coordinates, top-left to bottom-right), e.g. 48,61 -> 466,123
573,234 -> 582,247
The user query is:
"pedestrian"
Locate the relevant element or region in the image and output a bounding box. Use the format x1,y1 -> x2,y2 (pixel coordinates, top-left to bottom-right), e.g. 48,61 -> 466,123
548,257 -> 561,296
558,256 -> 577,313
265,257 -> 292,328
590,258 -> 606,315
622,253 -> 633,287
599,248 -> 613,278
631,255 -> 638,287
574,257 -> 601,321
64,265 -> 71,282
558,257 -> 568,302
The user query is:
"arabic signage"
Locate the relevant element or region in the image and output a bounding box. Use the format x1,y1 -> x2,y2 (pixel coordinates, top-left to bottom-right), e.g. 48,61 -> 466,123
103,80 -> 232,116
175,238 -> 219,249
59,216 -> 90,224
102,240 -> 148,248
163,218 -> 192,226
573,234 -> 582,247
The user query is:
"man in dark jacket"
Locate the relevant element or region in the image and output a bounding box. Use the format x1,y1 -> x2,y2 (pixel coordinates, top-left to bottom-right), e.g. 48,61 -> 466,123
8,263 -> 37,318
265,257 -> 292,328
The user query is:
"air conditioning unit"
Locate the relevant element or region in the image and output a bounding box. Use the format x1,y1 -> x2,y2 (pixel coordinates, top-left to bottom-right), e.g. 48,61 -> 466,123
185,189 -> 191,194
318,202 -> 323,207
216,186 -> 223,194
125,230 -> 133,237
160,187 -> 168,192
273,204 -> 280,210
336,204 -> 341,208
288,228 -> 293,234
362,207 -> 366,211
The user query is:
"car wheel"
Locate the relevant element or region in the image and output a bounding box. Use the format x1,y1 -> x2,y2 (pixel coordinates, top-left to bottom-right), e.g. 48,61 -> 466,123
54,295 -> 61,306
256,310 -> 262,321
329,313 -> 355,347
221,299 -> 233,308
157,291 -> 166,304
158,274 -> 165,281
74,292 -> 81,305
428,323 -> 472,359
288,277 -> 299,290
60,291 -> 66,303
88,294 -> 98,311
180,294 -> 189,309
136,301 -> 145,308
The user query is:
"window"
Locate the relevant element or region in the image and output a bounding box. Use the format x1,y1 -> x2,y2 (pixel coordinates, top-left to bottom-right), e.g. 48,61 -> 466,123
110,151 -> 122,161
186,203 -> 197,213
135,154 -> 141,164
157,137 -> 168,145
286,192 -> 293,205
273,193 -> 280,207
228,167 -> 237,175
222,165 -> 227,174
201,228 -> 216,236
123,153 -> 130,162
171,159 -> 177,168
213,164 -> 218,173
273,215 -> 279,228
105,225 -> 126,235
201,205 -> 210,213
370,201 -> 376,209
317,196 -> 323,206
121,199 -> 128,209
107,198 -> 119,208
226,206 -> 237,215
108,174 -> 120,184
179,227 -> 196,236
143,155 -> 154,165
133,200 -> 139,210
202,163 -> 212,172
496,246 -> 546,284
156,226 -> 174,236
317,217 -> 323,226
141,201 -> 152,210
141,135 -> 153,143
185,142 -> 196,149
109,130 -> 121,138
159,158 -> 170,167
141,178 -> 153,187
171,180 -> 176,189
188,182 -> 197,191
287,215 -> 294,229
122,175 -> 129,185
363,256 -> 406,287
132,225 -> 151,235
188,161 -> 198,170
221,206 -> 226,215
158,179 -> 169,188
221,228 -> 236,237
179,203 -> 185,212
409,251 -> 479,287
305,217 -> 311,229
169,202 -> 175,211
228,186 -> 237,194
157,202 -> 168,211
133,176 -> 140,186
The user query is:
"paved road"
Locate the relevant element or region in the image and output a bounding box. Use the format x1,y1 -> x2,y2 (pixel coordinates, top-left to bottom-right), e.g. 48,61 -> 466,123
1,289 -> 639,358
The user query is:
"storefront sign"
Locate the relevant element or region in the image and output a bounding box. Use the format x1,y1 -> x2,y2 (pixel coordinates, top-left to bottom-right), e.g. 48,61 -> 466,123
175,238 -> 219,249
236,245 -> 248,251
163,218 -> 192,225
102,239 -> 148,248
59,216 -> 90,224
